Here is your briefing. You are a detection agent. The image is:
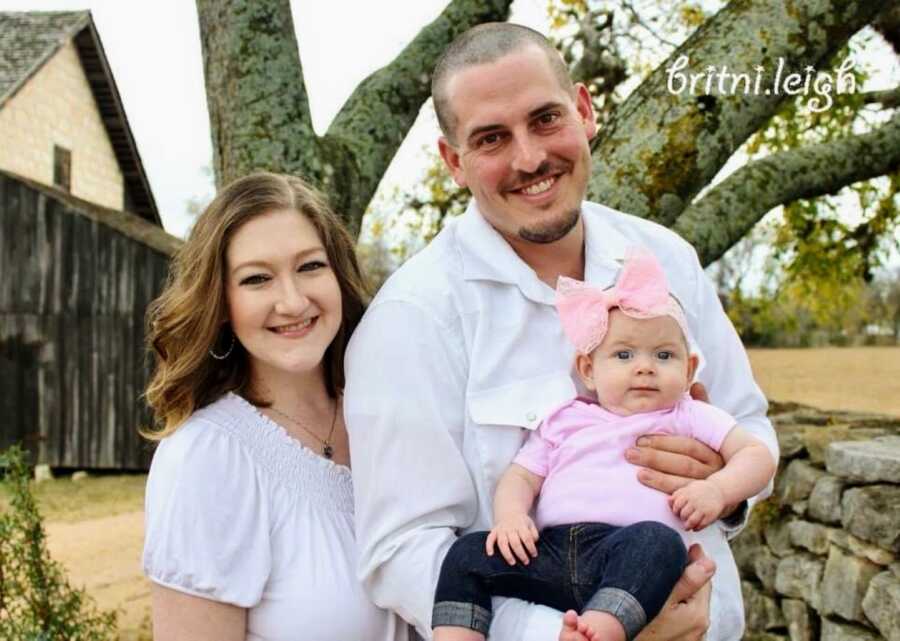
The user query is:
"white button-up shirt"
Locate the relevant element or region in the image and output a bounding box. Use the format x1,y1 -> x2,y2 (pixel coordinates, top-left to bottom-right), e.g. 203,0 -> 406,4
345,201 -> 778,641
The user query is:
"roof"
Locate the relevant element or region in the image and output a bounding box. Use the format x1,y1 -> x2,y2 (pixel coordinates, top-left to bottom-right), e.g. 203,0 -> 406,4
0,11 -> 161,226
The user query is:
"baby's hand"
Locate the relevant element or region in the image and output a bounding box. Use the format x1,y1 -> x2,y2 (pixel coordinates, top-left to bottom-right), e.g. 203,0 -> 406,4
670,479 -> 726,531
486,514 -> 539,565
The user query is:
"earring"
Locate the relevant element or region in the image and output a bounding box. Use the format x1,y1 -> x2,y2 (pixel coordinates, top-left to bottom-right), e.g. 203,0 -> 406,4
209,329 -> 235,360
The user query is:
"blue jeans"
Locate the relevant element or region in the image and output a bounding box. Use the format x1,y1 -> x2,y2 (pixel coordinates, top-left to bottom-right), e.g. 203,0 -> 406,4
432,521 -> 687,640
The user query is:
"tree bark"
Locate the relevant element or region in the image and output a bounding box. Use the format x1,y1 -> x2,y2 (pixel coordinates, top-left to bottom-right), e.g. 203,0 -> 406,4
874,4 -> 900,55
674,111 -> 900,266
196,0 -> 315,193
862,86 -> 900,109
197,0 -> 898,264
587,0 -> 892,231
196,0 -> 511,235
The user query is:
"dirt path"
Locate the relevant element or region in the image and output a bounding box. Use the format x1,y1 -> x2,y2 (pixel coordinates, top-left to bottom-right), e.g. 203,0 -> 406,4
45,511 -> 151,640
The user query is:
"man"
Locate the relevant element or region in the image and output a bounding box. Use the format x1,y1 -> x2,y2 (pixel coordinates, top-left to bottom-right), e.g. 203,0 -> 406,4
345,23 -> 777,641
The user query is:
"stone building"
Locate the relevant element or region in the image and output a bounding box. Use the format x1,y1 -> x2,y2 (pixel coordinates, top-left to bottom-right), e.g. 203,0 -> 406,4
0,10 -> 158,222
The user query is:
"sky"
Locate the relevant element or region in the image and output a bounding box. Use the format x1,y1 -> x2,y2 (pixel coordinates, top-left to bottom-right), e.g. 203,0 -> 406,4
0,0 -> 547,237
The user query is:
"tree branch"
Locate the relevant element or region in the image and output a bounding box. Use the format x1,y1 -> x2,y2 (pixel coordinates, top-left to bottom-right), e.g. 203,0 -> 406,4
566,10 -> 627,89
587,0 -> 892,227
862,86 -> 900,108
673,111 -> 900,266
874,4 -> 900,55
619,0 -> 678,49
326,0 -> 512,232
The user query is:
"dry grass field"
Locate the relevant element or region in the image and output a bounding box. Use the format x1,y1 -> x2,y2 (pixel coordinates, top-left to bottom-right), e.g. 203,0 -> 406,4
747,346 -> 900,417
2,346 -> 896,640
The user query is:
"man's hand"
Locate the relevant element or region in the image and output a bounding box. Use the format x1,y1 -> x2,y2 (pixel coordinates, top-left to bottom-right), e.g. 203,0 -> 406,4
670,480 -> 726,530
485,514 -> 539,565
688,382 -> 710,404
625,432 -> 724,493
634,544 -> 716,641
626,381 -> 725,480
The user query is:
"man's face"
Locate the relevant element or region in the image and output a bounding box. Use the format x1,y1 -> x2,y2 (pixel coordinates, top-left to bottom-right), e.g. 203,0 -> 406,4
438,45 -> 597,247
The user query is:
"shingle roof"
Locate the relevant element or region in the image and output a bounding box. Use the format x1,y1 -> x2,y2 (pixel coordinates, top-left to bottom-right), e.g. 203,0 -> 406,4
0,11 -> 89,107
0,11 -> 160,226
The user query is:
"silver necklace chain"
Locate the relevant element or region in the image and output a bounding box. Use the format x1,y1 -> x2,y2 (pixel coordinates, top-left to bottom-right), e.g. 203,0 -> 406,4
268,400 -> 338,460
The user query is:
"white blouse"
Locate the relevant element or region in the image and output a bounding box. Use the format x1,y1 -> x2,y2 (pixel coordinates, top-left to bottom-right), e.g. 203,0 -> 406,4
143,392 -> 407,641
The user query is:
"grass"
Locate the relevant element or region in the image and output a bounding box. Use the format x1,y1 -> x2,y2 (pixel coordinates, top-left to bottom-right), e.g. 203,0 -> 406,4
0,473 -> 147,523
747,346 -> 900,417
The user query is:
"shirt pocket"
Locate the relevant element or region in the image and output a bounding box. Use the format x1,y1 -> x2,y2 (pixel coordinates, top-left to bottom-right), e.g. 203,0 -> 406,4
467,372 -> 576,498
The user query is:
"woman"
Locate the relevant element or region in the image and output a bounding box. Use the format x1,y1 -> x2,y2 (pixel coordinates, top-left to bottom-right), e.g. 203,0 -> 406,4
142,172 -> 407,641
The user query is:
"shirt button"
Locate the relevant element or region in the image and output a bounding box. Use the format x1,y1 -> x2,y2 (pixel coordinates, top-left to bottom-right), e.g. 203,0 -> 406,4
526,411 -> 536,422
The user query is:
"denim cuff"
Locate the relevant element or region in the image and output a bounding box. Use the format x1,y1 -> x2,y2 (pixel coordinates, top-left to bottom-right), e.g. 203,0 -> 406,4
432,600 -> 491,636
584,587 -> 647,641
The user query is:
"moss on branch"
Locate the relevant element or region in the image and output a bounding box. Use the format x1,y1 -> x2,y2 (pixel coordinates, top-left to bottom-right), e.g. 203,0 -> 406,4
588,0 -> 892,227
674,111 -> 900,266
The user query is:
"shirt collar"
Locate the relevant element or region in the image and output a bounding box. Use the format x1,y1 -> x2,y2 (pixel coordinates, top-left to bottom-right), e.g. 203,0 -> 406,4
456,200 -> 522,286
582,201 -> 630,284
456,199 -> 633,303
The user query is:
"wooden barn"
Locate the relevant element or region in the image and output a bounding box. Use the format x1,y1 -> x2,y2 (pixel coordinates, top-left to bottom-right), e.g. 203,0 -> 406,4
0,12 -> 180,470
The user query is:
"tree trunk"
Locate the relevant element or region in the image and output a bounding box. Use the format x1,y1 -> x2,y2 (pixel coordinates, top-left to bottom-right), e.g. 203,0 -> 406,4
197,0 -> 898,266
196,0 -> 511,234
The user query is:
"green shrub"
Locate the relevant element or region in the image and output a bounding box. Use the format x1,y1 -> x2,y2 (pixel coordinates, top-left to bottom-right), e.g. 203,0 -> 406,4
0,445 -> 117,641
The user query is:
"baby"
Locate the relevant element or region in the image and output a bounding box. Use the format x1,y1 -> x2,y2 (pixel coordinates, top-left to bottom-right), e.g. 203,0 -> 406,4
431,248 -> 775,641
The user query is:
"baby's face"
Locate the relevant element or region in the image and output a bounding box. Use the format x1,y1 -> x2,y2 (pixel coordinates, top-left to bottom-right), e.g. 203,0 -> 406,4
578,309 -> 697,416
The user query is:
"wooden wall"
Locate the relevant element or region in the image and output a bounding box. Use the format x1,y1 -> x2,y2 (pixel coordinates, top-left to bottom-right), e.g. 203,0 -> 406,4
0,172 -> 174,470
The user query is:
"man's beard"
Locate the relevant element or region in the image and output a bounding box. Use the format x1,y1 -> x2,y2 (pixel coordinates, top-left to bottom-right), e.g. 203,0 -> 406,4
518,207 -> 580,244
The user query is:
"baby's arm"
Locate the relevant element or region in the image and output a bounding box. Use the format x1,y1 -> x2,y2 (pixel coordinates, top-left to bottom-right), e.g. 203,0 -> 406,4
487,464 -> 544,565
670,427 -> 776,530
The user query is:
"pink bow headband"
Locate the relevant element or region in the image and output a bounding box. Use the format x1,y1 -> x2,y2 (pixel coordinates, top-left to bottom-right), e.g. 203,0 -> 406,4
555,247 -> 690,355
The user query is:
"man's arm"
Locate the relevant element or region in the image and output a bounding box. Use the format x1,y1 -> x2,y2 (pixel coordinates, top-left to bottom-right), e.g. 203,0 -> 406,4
689,245 -> 778,532
690,247 -> 778,461
345,298 -> 564,640
632,544 -> 716,641
629,244 -> 778,530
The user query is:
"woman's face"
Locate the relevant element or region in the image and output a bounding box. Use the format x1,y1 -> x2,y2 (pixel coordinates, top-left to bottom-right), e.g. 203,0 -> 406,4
224,209 -> 342,384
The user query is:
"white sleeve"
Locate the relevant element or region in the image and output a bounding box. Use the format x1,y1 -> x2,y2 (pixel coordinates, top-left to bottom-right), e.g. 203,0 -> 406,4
345,299 -> 563,641
142,422 -> 271,607
688,245 -> 779,533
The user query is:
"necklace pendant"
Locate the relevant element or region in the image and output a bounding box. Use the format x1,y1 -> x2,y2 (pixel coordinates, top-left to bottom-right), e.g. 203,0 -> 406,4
323,444 -> 334,459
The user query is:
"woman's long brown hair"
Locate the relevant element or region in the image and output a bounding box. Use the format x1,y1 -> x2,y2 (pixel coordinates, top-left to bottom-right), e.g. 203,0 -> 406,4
143,172 -> 368,439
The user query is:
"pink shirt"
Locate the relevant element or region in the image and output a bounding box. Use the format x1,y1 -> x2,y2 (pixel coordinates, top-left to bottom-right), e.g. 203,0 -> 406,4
513,394 -> 736,533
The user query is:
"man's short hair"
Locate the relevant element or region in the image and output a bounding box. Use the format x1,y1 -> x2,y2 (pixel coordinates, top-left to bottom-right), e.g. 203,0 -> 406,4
432,22 -> 573,144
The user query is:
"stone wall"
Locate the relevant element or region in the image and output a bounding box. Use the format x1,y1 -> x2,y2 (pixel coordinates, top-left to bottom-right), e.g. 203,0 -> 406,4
733,402 -> 900,641
0,40 -> 124,210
